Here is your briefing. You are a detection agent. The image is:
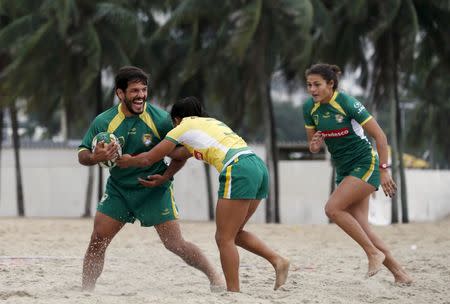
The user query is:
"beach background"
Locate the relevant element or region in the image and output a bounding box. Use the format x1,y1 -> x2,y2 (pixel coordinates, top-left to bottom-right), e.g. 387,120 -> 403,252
0,217 -> 449,304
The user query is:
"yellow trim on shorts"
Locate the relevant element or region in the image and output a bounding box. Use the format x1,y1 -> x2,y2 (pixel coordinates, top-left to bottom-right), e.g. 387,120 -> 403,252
107,104 -> 126,133
362,149 -> 376,182
169,185 -> 179,218
139,103 -> 161,139
360,116 -> 373,126
223,165 -> 232,199
305,125 -> 316,129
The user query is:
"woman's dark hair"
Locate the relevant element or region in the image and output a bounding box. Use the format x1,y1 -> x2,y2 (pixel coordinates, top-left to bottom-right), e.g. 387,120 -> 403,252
170,96 -> 207,120
305,63 -> 341,90
115,66 -> 148,92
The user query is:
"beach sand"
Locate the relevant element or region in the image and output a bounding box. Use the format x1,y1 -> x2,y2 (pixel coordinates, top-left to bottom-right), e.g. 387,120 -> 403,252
0,217 -> 449,303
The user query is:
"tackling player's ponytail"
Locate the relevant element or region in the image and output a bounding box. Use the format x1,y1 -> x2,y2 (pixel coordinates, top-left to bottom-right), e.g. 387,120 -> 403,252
305,63 -> 341,90
170,96 -> 208,121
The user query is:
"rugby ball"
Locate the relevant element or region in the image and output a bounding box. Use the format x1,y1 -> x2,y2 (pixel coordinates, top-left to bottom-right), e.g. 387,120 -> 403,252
91,132 -> 122,169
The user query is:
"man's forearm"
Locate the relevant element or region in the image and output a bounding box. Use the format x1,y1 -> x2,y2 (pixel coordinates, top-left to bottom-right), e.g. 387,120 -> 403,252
78,150 -> 98,166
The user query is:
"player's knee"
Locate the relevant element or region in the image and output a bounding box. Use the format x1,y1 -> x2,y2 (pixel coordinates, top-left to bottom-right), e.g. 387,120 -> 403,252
215,232 -> 233,248
324,203 -> 338,219
89,230 -> 111,249
162,238 -> 185,254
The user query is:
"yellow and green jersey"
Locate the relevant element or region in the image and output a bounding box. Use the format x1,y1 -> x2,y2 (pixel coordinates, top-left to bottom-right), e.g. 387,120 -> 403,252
303,91 -> 373,168
79,102 -> 173,187
165,117 -> 251,172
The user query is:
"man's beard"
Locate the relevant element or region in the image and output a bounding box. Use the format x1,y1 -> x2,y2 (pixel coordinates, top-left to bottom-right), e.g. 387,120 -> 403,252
123,96 -> 145,115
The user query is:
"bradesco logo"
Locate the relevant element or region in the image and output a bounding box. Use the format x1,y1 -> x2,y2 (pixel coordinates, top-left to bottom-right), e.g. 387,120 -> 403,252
193,150 -> 204,160
321,127 -> 350,138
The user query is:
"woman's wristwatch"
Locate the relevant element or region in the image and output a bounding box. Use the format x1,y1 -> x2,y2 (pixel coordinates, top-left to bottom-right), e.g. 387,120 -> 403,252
379,163 -> 391,169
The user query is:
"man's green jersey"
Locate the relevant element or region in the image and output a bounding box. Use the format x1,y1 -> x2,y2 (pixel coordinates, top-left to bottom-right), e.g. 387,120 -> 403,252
79,102 -> 173,187
303,91 -> 374,168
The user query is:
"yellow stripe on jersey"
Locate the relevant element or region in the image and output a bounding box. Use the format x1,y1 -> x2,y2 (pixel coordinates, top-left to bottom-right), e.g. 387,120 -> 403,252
329,91 -> 346,116
107,104 -> 126,133
310,102 -> 321,115
305,124 -> 316,129
78,147 -> 89,153
362,149 -> 376,182
360,116 -> 373,126
139,103 -> 161,139
166,117 -> 248,172
223,165 -> 232,199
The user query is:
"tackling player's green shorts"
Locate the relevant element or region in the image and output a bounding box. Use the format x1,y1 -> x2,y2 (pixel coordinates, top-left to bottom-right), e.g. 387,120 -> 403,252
218,153 -> 269,200
98,179 -> 179,227
335,149 -> 380,190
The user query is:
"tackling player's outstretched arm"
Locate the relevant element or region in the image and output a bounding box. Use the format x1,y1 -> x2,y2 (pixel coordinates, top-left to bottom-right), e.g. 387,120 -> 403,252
138,146 -> 191,187
117,139 -> 177,168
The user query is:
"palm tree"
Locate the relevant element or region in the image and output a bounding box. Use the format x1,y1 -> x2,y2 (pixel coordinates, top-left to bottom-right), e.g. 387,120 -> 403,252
152,0 -> 314,223
0,0 -> 144,213
406,1 -> 450,169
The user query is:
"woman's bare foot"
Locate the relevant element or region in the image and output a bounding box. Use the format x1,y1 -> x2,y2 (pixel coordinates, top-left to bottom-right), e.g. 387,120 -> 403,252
367,250 -> 385,277
274,257 -> 290,290
394,269 -> 413,285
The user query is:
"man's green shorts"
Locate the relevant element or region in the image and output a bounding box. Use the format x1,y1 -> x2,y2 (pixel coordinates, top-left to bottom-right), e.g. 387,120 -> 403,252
218,153 -> 269,200
98,179 -> 179,227
336,149 -> 380,190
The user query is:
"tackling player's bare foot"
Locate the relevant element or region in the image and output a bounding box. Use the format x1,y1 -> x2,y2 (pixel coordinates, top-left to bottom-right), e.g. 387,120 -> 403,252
367,250 -> 385,277
274,257 -> 290,290
394,269 -> 413,285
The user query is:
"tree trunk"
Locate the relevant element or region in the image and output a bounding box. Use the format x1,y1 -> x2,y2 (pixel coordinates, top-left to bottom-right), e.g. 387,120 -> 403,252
393,31 -> 408,223
60,98 -> 68,142
83,166 -> 94,217
203,163 -> 214,220
96,72 -> 104,203
263,82 -> 280,223
9,101 -> 25,216
387,36 -> 399,224
0,108 -> 3,201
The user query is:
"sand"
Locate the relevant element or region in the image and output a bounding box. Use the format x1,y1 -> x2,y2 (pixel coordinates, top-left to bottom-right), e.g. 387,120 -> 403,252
0,217 -> 449,304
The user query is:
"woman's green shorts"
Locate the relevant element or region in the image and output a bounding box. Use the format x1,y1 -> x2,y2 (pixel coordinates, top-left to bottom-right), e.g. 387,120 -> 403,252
336,149 -> 380,190
218,154 -> 269,200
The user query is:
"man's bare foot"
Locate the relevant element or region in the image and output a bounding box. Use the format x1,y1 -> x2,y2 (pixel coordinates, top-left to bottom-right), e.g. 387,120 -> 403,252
209,273 -> 226,292
367,251 -> 385,277
274,257 -> 290,290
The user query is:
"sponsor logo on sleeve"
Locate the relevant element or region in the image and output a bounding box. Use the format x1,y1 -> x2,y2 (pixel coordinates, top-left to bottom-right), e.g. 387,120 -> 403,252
193,150 -> 204,160
321,127 -> 350,138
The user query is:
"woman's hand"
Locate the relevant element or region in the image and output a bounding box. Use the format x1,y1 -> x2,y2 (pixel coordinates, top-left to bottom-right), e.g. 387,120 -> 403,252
310,131 -> 324,153
138,174 -> 168,187
380,170 -> 397,197
116,154 -> 133,168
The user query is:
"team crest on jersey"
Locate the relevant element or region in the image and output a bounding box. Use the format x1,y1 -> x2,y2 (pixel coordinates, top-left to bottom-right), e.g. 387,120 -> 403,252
313,114 -> 319,126
323,112 -> 331,118
142,134 -> 153,146
335,114 -> 344,123
193,150 -> 204,160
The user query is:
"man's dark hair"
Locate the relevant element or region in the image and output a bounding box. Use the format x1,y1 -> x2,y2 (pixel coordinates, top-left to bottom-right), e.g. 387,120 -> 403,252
170,96 -> 207,120
115,66 -> 148,92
